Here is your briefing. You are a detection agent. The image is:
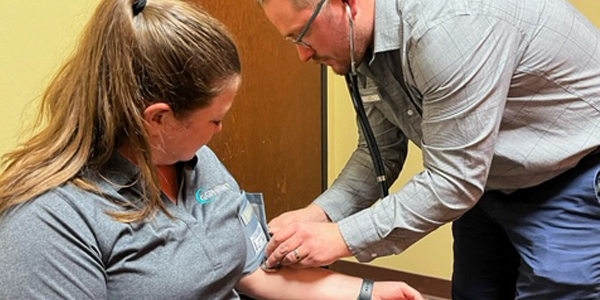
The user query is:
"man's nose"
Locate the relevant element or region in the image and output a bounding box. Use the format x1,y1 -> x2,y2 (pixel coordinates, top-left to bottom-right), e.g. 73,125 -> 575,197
296,45 -> 315,63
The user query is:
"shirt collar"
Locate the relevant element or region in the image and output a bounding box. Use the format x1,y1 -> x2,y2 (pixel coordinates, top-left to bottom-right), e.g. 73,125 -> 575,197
372,0 -> 402,55
89,152 -> 199,194
94,153 -> 140,193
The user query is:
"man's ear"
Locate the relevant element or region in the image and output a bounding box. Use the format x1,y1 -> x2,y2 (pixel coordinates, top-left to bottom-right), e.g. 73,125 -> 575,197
143,102 -> 174,136
342,0 -> 358,18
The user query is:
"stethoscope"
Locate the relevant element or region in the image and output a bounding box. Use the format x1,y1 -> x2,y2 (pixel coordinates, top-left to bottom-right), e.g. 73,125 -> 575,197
343,4 -> 389,199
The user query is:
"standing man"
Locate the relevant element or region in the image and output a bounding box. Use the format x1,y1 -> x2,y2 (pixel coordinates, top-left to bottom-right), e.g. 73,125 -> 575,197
258,0 -> 600,298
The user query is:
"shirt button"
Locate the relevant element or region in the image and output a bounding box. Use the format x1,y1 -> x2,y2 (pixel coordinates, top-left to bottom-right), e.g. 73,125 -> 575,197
407,109 -> 414,116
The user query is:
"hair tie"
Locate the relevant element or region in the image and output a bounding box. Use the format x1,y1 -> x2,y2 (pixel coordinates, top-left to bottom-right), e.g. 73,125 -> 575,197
132,0 -> 147,16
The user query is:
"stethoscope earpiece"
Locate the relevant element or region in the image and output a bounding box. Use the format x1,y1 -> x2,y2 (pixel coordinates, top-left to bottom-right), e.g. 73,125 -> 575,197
345,3 -> 356,75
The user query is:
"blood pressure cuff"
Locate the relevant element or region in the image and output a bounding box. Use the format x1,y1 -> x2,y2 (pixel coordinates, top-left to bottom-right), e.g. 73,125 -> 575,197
239,192 -> 269,275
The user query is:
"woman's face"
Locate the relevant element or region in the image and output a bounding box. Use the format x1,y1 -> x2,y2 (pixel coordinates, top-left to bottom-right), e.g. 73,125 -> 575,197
149,77 -> 240,165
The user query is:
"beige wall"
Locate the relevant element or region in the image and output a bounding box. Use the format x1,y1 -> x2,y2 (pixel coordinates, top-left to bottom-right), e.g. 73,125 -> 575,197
328,0 -> 600,280
0,1 -> 99,156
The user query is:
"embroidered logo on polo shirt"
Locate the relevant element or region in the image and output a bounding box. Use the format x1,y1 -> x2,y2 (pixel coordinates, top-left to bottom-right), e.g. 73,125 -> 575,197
195,183 -> 231,204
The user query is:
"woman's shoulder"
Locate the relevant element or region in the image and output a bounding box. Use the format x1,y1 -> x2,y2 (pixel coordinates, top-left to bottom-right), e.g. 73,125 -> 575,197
196,145 -> 219,162
194,146 -> 225,172
194,146 -> 238,182
0,186 -> 108,299
0,184 -> 109,231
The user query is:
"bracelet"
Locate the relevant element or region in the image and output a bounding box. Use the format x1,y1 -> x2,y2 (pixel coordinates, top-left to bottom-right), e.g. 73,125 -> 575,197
357,278 -> 374,300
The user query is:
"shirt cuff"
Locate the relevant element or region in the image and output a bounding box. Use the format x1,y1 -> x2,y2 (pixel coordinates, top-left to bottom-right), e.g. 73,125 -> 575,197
313,188 -> 353,222
337,208 -> 407,262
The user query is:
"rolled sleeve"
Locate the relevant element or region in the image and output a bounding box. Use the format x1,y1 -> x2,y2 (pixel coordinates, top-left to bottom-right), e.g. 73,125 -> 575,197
338,208 -> 406,261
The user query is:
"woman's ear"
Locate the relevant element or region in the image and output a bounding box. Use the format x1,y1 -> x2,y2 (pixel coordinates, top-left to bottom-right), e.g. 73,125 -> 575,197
143,102 -> 174,137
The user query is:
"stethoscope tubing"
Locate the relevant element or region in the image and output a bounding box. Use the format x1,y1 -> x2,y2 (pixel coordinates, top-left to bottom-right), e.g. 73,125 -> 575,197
345,74 -> 389,199
345,3 -> 389,199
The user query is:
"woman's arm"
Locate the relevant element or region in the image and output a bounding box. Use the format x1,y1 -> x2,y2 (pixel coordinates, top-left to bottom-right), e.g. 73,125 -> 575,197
236,266 -> 423,300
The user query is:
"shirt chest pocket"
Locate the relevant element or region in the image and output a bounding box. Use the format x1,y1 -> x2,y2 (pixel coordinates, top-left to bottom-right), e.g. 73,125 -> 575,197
378,82 -> 424,145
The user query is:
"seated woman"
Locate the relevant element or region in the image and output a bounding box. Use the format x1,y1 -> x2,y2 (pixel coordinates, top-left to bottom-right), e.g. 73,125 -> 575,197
0,0 -> 423,299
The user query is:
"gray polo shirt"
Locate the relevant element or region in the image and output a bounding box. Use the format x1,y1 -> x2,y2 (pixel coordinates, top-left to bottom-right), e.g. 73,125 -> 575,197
0,146 -> 267,299
315,0 -> 600,261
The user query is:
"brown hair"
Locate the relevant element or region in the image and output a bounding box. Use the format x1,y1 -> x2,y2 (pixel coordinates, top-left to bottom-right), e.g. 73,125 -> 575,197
0,0 -> 240,222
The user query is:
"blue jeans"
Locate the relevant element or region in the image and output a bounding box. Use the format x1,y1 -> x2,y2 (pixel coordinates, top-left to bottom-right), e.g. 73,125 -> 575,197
452,153 -> 600,300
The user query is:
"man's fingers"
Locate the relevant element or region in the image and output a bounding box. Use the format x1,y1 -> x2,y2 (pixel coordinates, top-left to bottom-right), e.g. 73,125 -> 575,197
267,218 -> 281,234
267,208 -> 304,232
265,223 -> 296,256
281,247 -> 304,266
265,226 -> 302,268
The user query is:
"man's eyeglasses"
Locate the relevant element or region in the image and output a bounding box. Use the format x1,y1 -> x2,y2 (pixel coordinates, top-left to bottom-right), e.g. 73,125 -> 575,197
285,0 -> 328,48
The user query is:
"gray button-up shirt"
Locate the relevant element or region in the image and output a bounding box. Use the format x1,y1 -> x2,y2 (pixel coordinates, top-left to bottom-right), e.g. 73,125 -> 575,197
315,0 -> 600,261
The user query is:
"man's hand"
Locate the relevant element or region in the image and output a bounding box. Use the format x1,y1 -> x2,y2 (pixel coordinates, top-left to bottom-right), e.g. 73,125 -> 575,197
265,221 -> 352,268
268,204 -> 330,234
373,281 -> 425,300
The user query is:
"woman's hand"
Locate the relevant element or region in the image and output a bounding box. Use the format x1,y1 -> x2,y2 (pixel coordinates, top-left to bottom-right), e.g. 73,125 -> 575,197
373,281 -> 425,300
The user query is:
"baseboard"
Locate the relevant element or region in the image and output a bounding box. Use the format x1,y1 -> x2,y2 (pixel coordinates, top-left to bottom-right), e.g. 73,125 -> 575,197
329,260 -> 451,299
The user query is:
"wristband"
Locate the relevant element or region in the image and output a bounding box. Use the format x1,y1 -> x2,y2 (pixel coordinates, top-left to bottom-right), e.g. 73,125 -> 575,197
357,278 -> 374,300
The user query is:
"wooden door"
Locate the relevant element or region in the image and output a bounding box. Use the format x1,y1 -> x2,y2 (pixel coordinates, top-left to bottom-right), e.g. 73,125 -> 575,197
199,1 -> 325,220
